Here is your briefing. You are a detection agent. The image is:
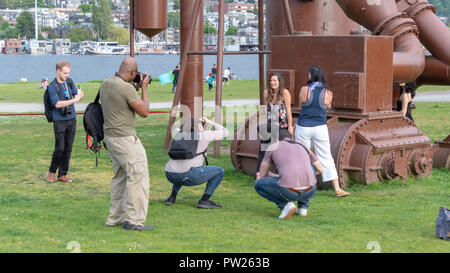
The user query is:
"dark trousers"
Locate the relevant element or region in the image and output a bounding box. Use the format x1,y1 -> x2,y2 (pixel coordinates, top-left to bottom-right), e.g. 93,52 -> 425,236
49,118 -> 76,177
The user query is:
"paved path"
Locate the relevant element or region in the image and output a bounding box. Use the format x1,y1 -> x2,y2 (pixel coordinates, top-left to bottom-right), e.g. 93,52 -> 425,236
0,92 -> 449,113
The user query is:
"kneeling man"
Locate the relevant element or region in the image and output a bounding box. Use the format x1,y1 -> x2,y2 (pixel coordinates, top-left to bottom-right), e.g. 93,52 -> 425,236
255,129 -> 323,219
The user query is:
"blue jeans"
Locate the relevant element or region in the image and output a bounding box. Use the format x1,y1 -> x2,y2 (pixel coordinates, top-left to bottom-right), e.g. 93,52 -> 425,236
255,177 -> 317,210
165,166 -> 224,196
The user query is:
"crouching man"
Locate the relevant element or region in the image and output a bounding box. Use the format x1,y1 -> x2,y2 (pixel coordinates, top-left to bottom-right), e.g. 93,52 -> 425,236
255,129 -> 323,219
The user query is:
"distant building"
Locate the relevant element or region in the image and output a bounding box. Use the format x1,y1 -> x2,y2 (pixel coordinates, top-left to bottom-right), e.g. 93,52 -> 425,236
3,39 -> 22,54
53,38 -> 71,54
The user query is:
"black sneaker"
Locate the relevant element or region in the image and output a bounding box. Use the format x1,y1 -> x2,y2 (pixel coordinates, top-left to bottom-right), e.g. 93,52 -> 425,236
197,199 -> 222,209
122,221 -> 154,231
165,195 -> 176,206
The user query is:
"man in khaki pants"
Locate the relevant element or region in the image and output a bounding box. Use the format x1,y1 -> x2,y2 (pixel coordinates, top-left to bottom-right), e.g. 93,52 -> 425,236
101,57 -> 153,231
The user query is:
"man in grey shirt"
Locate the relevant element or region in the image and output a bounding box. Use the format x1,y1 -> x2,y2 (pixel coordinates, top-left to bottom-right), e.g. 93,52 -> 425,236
255,129 -> 323,219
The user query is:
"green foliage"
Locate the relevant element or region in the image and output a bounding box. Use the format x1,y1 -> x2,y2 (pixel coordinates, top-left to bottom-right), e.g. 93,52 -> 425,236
78,3 -> 92,13
226,25 -> 238,36
204,20 -> 217,34
65,27 -> 94,43
106,26 -> 129,45
0,23 -> 19,39
173,0 -> 180,10
429,0 -> 450,18
168,11 -> 180,28
16,11 -> 35,39
92,0 -> 113,41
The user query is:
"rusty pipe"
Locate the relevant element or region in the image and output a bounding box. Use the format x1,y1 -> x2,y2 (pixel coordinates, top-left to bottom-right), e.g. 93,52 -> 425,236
336,0 -> 425,83
416,55 -> 450,86
281,0 -> 295,35
396,0 -> 450,66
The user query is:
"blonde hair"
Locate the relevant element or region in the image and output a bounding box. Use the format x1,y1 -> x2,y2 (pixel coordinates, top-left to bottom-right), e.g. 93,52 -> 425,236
56,61 -> 71,71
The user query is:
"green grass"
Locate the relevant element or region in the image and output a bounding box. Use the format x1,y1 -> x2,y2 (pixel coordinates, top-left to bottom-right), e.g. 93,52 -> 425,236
0,102 -> 449,253
0,79 -> 261,103
0,80 -> 448,103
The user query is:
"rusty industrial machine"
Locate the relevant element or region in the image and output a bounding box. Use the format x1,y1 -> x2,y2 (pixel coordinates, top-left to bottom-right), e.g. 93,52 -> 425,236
131,0 -> 450,188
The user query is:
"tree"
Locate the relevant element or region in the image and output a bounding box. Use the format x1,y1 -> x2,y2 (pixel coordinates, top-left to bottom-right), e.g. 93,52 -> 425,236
92,0 -> 113,41
107,26 -> 129,45
66,27 -> 94,42
168,11 -> 180,28
173,0 -> 180,10
16,11 -> 35,39
204,20 -> 217,34
79,3 -> 92,13
226,25 -> 238,36
0,23 -> 19,39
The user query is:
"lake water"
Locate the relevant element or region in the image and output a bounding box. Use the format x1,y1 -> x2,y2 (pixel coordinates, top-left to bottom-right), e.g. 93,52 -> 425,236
0,54 -> 260,83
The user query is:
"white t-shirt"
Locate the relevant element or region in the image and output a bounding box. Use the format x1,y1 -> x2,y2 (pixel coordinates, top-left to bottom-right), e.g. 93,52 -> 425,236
223,69 -> 231,79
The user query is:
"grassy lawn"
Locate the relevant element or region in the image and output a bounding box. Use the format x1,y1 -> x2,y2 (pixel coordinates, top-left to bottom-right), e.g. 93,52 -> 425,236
0,102 -> 449,253
0,80 -> 448,103
0,79 -> 261,103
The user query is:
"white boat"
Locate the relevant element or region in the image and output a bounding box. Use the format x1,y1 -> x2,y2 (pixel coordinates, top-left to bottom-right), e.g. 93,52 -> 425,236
84,41 -> 128,55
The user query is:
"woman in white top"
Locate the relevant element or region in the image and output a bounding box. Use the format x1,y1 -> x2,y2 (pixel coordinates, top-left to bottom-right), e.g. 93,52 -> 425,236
165,117 -> 229,209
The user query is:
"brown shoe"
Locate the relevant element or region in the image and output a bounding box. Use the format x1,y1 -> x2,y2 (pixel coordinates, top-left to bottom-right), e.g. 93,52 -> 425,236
335,190 -> 350,197
57,176 -> 72,183
47,172 -> 56,183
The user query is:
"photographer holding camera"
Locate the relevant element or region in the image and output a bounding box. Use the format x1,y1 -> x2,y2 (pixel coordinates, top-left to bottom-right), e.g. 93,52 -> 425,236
101,57 -> 154,231
47,61 -> 84,183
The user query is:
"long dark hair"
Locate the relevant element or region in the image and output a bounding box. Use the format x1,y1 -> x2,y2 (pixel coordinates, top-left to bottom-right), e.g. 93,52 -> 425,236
307,65 -> 328,89
403,82 -> 416,99
267,73 -> 286,103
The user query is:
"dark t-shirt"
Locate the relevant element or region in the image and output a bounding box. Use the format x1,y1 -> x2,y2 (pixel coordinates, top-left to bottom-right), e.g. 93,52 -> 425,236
48,78 -> 78,121
172,69 -> 180,84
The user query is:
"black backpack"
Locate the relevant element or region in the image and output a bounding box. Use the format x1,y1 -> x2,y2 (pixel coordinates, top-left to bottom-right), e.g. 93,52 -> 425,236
43,79 -> 61,123
43,78 -> 76,122
168,131 -> 208,165
83,90 -> 104,166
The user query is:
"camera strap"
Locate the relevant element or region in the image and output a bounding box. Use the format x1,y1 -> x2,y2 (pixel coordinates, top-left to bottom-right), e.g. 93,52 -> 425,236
115,72 -> 127,82
63,81 -> 72,99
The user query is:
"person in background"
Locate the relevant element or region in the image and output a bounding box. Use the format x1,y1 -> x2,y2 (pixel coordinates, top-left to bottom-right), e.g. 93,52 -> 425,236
295,65 -> 350,197
396,82 -> 416,122
207,73 -> 214,92
165,117 -> 229,209
211,63 -> 217,86
46,61 -> 84,183
255,129 -> 322,219
101,57 -> 153,231
171,63 -> 180,93
40,78 -> 49,89
223,67 -> 231,87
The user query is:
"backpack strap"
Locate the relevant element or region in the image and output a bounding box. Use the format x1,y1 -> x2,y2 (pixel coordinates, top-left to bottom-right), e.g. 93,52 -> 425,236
94,89 -> 100,104
196,149 -> 209,166
51,79 -> 63,102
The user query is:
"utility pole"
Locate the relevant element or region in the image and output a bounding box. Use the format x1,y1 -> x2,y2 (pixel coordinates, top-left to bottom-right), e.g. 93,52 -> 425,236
35,0 -> 38,40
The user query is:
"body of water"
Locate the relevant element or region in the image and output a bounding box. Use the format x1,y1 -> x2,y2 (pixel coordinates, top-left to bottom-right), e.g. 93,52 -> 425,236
0,54 -> 260,83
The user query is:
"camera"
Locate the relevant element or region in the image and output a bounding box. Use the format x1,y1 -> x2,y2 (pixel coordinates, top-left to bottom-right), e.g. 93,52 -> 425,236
133,72 -> 152,90
60,106 -> 72,116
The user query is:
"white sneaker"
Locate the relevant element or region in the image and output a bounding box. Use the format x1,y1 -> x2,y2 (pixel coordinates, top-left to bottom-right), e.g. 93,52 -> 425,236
279,202 -> 296,219
296,208 -> 308,216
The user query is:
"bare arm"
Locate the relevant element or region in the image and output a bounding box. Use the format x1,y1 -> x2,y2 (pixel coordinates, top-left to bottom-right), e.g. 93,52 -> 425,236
54,91 -> 84,108
324,89 -> 333,108
312,160 -> 323,175
259,160 -> 271,178
129,74 -> 150,118
401,93 -> 411,117
283,89 -> 294,135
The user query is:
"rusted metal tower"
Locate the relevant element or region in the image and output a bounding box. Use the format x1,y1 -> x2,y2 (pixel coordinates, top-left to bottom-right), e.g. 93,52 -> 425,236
130,0 -> 450,186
